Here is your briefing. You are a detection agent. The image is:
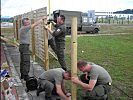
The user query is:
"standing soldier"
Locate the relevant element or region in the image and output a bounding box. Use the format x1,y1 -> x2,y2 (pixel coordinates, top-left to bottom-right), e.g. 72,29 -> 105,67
19,16 -> 46,81
44,15 -> 67,71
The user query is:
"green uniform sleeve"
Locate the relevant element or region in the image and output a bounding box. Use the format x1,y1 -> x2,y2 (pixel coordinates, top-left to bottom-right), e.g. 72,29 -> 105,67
53,27 -> 63,37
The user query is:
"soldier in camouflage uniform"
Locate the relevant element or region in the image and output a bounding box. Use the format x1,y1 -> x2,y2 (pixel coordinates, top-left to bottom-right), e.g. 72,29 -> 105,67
19,16 -> 46,81
44,15 -> 67,71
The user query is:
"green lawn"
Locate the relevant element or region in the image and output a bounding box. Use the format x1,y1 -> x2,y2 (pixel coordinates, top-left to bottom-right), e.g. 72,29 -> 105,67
99,24 -> 133,34
45,34 -> 133,100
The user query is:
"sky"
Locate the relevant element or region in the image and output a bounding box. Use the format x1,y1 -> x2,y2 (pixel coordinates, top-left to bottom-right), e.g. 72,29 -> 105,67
1,0 -> 133,17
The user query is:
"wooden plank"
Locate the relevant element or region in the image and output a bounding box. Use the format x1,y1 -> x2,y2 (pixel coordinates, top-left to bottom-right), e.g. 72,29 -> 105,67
1,36 -> 19,47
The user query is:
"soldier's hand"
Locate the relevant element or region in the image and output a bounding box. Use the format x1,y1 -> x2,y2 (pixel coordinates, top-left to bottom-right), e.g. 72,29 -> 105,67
44,24 -> 48,30
72,77 -> 80,84
66,93 -> 71,97
51,21 -> 56,26
66,96 -> 71,100
42,16 -> 47,20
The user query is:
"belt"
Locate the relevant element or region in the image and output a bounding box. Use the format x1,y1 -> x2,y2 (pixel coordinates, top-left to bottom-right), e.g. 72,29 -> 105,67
106,82 -> 112,86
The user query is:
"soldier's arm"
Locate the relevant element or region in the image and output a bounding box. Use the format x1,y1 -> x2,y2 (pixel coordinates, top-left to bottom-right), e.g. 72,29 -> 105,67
31,16 -> 47,28
44,25 -> 63,36
44,25 -> 54,34
56,84 -> 69,100
61,80 -> 67,94
51,21 -> 57,26
52,28 -> 63,36
72,76 -> 96,91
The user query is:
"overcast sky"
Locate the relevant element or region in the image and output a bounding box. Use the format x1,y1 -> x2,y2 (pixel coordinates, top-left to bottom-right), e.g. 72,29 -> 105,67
1,0 -> 133,17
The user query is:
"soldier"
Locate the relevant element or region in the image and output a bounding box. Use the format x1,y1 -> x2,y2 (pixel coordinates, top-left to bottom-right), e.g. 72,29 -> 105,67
44,15 -> 67,71
37,68 -> 71,100
19,16 -> 46,81
72,60 -> 112,100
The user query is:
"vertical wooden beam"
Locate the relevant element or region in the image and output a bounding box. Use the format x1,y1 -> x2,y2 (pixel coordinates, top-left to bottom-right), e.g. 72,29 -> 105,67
48,0 -> 50,18
43,19 -> 49,70
19,19 -> 21,29
13,20 -> 16,41
15,20 -> 19,42
71,17 -> 77,100
48,0 -> 52,29
31,19 -> 35,61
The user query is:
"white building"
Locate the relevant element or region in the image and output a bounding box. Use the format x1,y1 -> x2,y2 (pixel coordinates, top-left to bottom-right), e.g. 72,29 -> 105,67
95,12 -> 133,20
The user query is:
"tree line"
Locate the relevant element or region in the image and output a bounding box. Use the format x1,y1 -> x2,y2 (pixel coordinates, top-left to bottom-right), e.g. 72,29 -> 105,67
114,9 -> 133,14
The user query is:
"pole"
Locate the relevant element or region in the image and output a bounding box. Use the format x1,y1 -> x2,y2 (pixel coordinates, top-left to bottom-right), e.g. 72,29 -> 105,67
31,19 -> 35,61
15,20 -> 19,42
43,19 -> 49,70
48,0 -> 50,18
13,20 -> 16,42
48,0 -> 52,29
71,17 -> 77,100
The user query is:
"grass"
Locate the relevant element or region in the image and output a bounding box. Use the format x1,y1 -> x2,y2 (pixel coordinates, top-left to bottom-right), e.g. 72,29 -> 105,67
99,24 -> 133,34
1,28 -> 15,40
2,24 -> 133,99
1,28 -> 14,33
65,34 -> 133,100
36,34 -> 133,99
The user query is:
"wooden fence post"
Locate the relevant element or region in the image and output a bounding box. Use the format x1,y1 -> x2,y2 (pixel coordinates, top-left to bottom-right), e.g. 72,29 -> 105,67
43,19 -> 49,70
15,20 -> 19,42
71,17 -> 77,100
31,19 -> 35,61
13,20 -> 16,42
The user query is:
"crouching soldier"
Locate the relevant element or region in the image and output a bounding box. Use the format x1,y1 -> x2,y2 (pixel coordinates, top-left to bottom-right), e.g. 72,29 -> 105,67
72,60 -> 112,100
37,68 -> 71,100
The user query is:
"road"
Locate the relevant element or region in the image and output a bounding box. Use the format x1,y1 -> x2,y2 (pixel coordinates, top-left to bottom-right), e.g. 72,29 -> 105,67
66,32 -> 132,37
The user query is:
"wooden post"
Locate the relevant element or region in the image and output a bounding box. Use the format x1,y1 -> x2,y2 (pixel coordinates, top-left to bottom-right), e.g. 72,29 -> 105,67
48,0 -> 51,19
48,0 -> 52,29
19,19 -> 21,29
31,19 -> 35,61
71,17 -> 77,100
43,19 -> 49,70
15,20 -> 19,42
13,20 -> 16,42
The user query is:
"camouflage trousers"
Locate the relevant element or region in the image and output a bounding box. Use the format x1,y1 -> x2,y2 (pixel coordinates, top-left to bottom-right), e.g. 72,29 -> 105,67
80,74 -> 111,100
38,79 -> 56,97
48,39 -> 66,70
19,44 -> 30,76
56,42 -> 66,70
